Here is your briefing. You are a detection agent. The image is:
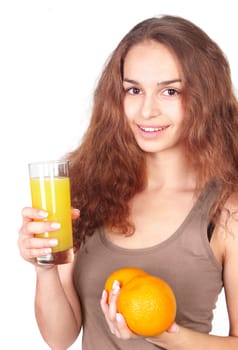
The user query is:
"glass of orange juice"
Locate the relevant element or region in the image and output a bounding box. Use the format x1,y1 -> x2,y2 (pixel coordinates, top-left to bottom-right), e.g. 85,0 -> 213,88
28,160 -> 73,265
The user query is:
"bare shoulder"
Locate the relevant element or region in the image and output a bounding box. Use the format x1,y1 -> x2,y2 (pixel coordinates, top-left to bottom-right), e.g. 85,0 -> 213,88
221,193 -> 238,236
214,194 -> 238,264
219,195 -> 238,336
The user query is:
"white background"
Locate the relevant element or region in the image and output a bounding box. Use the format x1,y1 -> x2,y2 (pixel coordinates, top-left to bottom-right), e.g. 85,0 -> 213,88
0,1 -> 237,349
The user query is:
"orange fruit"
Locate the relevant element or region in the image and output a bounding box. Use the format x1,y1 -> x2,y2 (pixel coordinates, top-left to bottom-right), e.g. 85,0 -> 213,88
104,266 -> 148,294
117,275 -> 176,336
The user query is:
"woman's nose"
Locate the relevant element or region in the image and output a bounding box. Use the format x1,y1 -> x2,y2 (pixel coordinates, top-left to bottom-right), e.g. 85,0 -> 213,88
141,94 -> 161,119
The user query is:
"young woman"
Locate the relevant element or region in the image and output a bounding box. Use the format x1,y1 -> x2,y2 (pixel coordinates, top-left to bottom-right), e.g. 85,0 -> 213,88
18,15 -> 238,349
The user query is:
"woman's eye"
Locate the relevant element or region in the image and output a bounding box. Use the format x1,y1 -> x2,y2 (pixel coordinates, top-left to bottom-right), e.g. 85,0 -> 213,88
163,88 -> 179,96
126,87 -> 141,95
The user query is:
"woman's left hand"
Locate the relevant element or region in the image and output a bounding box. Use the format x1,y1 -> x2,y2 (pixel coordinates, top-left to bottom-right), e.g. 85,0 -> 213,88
100,280 -> 139,339
100,279 -> 180,344
146,322 -> 180,348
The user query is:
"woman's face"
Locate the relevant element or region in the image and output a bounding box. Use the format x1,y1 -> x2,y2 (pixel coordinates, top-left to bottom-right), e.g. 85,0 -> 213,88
123,40 -> 185,155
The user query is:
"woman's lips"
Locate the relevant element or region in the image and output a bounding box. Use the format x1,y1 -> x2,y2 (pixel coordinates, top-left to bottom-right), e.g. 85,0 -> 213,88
136,124 -> 169,138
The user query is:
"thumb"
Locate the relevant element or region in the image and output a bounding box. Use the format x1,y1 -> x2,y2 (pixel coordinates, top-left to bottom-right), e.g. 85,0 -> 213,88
167,322 -> 179,333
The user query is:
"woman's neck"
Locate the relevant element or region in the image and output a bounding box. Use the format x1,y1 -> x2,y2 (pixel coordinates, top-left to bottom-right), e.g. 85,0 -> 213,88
145,149 -> 197,192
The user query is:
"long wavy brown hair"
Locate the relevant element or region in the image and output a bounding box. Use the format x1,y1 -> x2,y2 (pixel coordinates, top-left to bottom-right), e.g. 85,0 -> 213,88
67,15 -> 238,247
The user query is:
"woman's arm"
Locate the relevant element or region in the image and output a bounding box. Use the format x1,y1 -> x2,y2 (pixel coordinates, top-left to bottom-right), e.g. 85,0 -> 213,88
18,207 -> 82,350
146,200 -> 238,349
101,283 -> 238,349
146,323 -> 238,350
35,262 -> 81,350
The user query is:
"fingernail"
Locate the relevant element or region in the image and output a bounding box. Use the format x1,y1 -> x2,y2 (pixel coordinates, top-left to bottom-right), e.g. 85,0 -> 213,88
101,289 -> 107,300
112,280 -> 120,294
116,313 -> 123,322
44,248 -> 52,254
168,323 -> 179,333
112,280 -> 119,289
39,211 -> 48,218
50,222 -> 61,229
49,239 -> 58,246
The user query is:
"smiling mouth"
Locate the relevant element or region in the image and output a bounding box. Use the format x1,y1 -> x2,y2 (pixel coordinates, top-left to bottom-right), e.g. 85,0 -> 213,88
138,125 -> 168,132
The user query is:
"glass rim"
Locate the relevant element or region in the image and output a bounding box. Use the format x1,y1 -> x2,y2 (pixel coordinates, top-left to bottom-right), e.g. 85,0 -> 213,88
28,159 -> 69,167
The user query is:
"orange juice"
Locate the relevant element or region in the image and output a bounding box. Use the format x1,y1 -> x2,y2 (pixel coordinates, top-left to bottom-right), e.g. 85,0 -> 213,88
30,176 -> 73,254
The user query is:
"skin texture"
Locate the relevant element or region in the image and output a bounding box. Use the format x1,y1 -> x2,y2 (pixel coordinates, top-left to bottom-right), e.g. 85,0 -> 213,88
123,41 -> 184,156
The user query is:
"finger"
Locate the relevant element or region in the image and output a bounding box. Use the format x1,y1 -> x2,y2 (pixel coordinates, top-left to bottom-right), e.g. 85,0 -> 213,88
115,313 -> 136,339
26,246 -> 53,260
21,207 -> 48,223
24,236 -> 58,249
108,280 -> 120,321
100,289 -> 119,334
100,285 -> 137,339
167,322 -> 179,333
21,221 -> 61,236
18,234 -> 57,257
18,235 -> 53,262
100,289 -> 109,313
71,208 -> 80,220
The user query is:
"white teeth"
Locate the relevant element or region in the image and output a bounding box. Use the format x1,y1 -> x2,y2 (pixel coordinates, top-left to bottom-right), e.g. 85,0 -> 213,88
140,126 -> 164,132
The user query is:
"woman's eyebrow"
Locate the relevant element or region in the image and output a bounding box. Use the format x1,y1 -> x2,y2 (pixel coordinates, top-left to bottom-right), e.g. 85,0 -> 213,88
158,79 -> 182,86
123,78 -> 139,85
123,78 -> 182,85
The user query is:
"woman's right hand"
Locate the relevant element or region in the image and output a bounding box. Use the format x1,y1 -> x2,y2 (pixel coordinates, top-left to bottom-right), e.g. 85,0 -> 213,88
18,207 -> 60,265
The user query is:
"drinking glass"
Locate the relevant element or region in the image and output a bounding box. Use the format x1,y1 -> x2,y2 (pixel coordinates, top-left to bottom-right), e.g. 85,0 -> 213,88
28,160 -> 73,265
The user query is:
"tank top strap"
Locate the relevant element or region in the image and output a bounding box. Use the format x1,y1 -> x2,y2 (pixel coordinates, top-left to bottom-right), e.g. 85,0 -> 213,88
196,179 -> 221,217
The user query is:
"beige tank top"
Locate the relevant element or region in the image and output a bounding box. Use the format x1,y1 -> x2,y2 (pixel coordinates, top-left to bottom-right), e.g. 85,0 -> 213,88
73,181 -> 223,349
